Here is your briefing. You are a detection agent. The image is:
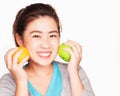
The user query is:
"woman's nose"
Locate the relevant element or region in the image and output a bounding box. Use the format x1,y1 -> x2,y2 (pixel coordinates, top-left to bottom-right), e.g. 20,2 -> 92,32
40,38 -> 50,49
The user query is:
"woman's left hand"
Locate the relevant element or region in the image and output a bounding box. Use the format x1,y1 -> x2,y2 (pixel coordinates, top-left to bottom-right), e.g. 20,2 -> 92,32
64,40 -> 82,74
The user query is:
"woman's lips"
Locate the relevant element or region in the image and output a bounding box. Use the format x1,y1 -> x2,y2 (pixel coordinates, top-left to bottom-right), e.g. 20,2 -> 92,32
37,51 -> 51,58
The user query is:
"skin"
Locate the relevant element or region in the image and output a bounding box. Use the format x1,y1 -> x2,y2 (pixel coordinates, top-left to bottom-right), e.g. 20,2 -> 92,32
4,16 -> 84,96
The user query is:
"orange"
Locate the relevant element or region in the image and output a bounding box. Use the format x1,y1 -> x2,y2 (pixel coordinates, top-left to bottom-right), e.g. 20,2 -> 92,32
12,47 -> 30,63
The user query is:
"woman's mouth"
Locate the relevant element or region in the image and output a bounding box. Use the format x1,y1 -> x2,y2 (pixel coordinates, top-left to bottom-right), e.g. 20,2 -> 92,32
37,51 -> 51,58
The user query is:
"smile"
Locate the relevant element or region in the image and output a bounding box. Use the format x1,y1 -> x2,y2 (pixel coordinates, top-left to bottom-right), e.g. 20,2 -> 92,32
37,52 -> 51,58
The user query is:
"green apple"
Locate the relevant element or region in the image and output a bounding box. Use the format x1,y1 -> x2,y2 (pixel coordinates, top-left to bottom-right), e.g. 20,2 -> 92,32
58,43 -> 72,62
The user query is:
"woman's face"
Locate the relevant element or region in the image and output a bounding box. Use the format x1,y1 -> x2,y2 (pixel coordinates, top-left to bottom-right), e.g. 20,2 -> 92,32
19,16 -> 60,66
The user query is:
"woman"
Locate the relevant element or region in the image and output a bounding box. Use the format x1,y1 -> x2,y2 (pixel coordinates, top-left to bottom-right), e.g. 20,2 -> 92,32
0,3 -> 95,96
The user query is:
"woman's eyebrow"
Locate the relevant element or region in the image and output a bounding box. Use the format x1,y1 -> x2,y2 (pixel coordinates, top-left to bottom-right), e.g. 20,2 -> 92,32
48,30 -> 59,34
30,30 -> 59,34
30,30 -> 42,34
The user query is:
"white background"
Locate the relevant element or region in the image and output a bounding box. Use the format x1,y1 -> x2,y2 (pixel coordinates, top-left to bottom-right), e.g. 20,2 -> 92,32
0,0 -> 119,96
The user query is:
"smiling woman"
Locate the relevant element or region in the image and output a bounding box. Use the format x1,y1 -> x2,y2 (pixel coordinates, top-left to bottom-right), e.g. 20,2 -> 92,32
0,2 -> 95,96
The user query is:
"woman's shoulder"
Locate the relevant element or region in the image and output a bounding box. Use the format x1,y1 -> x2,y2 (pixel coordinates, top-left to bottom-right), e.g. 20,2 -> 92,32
0,73 -> 15,85
0,73 -> 16,95
0,73 -> 13,79
55,61 -> 95,96
55,61 -> 87,77
55,60 -> 89,82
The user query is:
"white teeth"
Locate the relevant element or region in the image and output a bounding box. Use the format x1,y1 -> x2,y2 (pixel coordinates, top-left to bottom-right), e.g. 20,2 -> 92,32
39,52 -> 50,56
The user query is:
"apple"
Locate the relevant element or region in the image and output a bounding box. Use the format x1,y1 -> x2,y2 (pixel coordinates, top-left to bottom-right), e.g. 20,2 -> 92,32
12,47 -> 30,63
58,43 -> 72,62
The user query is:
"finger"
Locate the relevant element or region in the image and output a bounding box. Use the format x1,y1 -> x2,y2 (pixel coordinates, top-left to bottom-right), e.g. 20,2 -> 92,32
12,49 -> 23,65
65,40 -> 82,56
67,40 -> 82,54
4,48 -> 18,69
18,56 -> 29,67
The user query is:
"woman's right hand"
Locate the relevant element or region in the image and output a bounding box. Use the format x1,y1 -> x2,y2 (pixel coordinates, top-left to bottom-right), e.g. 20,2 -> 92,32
4,47 -> 29,83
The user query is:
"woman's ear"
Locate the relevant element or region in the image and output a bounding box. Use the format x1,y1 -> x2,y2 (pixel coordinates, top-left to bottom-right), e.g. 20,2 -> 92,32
15,33 -> 23,46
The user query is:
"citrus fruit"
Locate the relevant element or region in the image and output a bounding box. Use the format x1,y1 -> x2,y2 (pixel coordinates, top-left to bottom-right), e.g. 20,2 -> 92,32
12,47 -> 30,63
58,43 -> 72,62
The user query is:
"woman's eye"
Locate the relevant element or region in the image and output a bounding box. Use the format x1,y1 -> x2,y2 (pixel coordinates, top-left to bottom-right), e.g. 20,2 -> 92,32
33,35 -> 41,38
50,34 -> 57,38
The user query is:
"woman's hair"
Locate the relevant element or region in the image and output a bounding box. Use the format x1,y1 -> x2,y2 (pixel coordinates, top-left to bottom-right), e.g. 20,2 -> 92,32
13,3 -> 61,46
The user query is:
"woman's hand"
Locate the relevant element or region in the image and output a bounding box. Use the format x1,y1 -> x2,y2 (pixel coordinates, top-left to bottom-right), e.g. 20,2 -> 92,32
4,47 -> 29,82
64,40 -> 82,73
64,40 -> 84,95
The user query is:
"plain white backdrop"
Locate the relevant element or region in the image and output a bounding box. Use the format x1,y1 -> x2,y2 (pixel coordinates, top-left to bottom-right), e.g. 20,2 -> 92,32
0,0 -> 119,96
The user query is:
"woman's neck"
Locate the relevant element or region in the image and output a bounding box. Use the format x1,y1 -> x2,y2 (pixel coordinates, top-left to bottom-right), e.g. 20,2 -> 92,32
25,62 -> 53,78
